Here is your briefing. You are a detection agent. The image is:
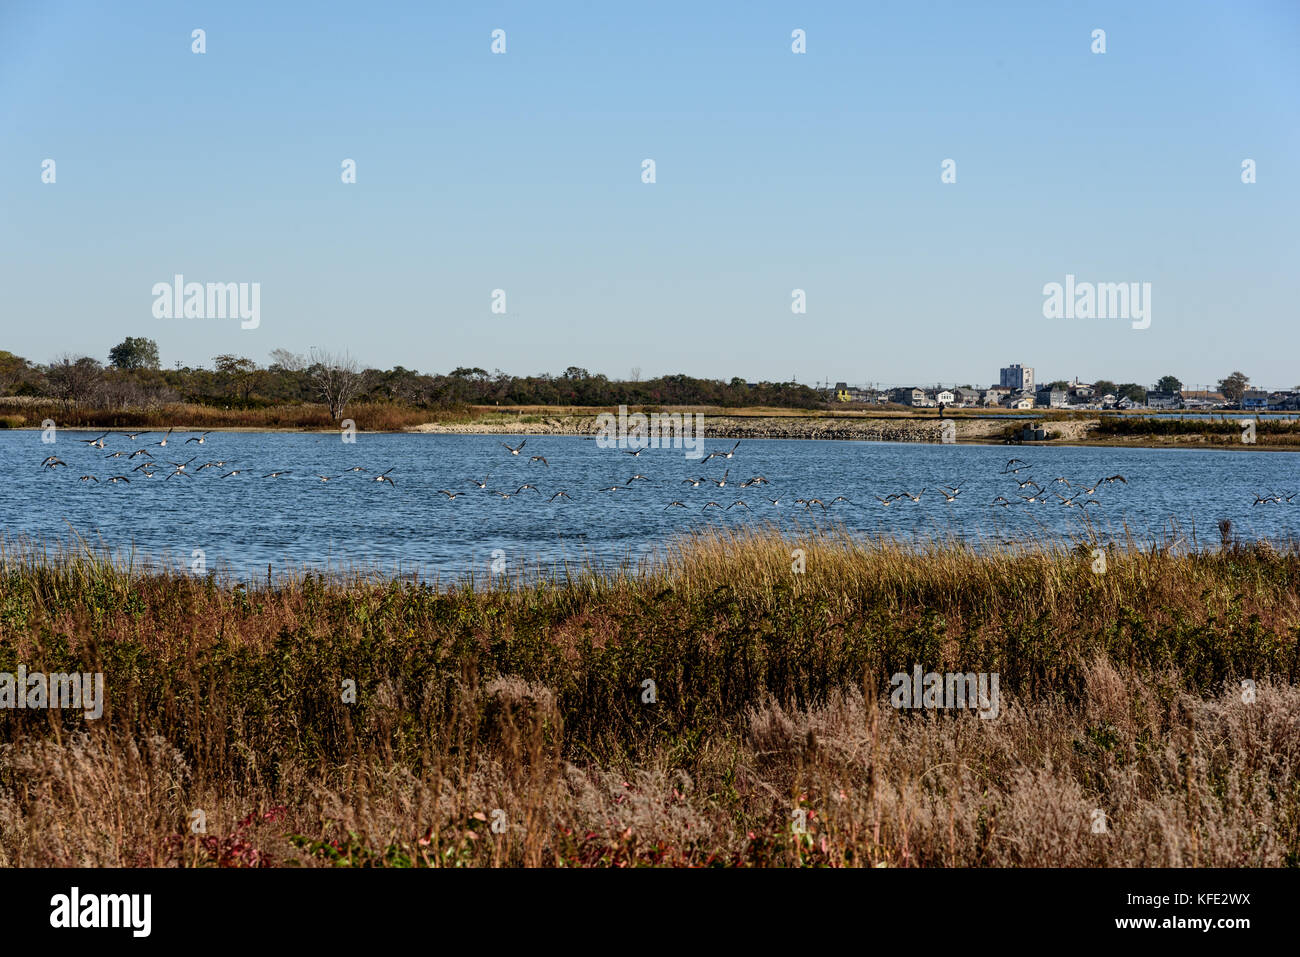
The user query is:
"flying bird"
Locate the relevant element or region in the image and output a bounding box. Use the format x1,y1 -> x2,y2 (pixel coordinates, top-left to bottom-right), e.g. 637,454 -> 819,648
502,439 -> 527,455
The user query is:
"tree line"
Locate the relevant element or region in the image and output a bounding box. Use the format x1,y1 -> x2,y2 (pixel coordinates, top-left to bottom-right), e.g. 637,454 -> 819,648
0,339 -> 825,416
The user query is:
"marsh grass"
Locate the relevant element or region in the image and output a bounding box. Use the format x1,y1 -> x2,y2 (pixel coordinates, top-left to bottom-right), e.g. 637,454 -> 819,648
0,528 -> 1297,867
0,399 -> 442,432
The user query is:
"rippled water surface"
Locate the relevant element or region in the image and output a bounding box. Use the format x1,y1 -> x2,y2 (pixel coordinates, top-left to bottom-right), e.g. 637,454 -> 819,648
6,431 -> 1299,581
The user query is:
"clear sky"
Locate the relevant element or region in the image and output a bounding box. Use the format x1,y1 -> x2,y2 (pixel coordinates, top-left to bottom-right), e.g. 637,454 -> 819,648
2,0 -> 1297,390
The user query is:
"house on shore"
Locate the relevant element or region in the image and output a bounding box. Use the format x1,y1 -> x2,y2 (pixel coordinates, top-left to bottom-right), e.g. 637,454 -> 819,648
982,385 -> 1011,407
890,387 -> 928,406
1180,390 -> 1225,409
1034,387 -> 1068,409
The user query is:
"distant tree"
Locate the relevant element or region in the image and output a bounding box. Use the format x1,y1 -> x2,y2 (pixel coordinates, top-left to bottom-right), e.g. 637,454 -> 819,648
1117,383 -> 1147,403
108,337 -> 160,370
1092,380 -> 1119,397
268,348 -> 306,372
1218,371 -> 1249,404
562,366 -> 590,381
1047,380 -> 1070,391
0,350 -> 31,394
213,354 -> 260,403
46,354 -> 103,405
1154,375 -> 1182,394
308,348 -> 366,420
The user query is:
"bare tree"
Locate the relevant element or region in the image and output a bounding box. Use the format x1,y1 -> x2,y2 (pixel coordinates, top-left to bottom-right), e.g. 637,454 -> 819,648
46,354 -> 103,406
268,348 -> 306,372
308,348 -> 365,420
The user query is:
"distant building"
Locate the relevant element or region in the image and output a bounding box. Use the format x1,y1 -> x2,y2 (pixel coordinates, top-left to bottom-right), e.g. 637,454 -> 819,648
1242,390 -> 1270,410
953,387 -> 982,406
1181,390 -> 1225,409
1035,387 -> 1068,409
1003,395 -> 1035,410
890,387 -> 928,406
1268,391 -> 1300,411
833,382 -> 876,403
932,389 -> 955,406
999,364 -> 1034,392
1145,391 -> 1179,409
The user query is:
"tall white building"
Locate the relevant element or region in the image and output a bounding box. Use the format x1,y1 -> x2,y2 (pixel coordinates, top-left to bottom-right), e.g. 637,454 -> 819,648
999,363 -> 1034,392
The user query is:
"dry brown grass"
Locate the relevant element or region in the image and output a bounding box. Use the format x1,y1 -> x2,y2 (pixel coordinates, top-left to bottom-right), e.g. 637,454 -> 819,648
0,529 -> 1296,867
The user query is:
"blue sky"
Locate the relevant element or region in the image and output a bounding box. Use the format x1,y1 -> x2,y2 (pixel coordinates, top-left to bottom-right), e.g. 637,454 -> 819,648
2,0 -> 1297,390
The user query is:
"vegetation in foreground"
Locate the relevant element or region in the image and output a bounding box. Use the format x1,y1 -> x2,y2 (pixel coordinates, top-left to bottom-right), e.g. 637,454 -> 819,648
1,529 -> 1297,867
1093,414 -> 1300,447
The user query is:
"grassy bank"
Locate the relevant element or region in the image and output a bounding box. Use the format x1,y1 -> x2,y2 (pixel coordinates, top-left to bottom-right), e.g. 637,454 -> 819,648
1,529 -> 1298,867
0,398 -> 457,432
1093,414 -> 1300,447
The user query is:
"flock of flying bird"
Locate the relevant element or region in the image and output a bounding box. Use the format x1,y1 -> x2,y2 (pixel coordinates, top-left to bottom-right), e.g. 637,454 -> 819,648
35,434 -> 1296,512
38,429 -> 398,485
430,443 -> 1136,515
